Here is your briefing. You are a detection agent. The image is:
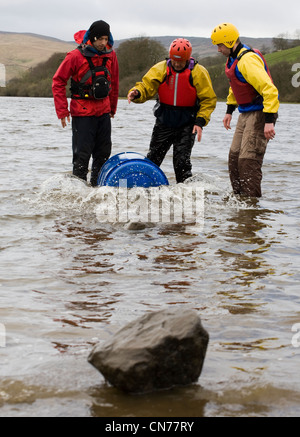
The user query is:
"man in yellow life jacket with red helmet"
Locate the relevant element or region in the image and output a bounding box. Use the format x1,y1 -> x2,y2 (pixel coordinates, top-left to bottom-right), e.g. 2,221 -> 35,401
52,20 -> 119,186
211,23 -> 279,198
128,38 -> 217,183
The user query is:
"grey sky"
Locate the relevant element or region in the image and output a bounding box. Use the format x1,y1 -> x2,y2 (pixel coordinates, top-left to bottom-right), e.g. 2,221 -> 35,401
1,0 -> 299,42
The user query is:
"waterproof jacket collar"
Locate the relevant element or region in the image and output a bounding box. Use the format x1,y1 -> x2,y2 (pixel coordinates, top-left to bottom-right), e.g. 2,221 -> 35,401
74,29 -> 114,57
230,42 -> 244,59
79,43 -> 113,57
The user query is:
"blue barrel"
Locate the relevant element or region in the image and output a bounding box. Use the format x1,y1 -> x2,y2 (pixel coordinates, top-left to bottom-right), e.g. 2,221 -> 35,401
97,152 -> 169,188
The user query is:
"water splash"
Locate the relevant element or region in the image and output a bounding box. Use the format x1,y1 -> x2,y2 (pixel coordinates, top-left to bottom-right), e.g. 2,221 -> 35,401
23,172 -> 254,226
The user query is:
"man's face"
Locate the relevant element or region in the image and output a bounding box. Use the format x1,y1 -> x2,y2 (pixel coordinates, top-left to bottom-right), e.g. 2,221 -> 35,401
171,59 -> 188,72
92,36 -> 109,51
217,43 -> 231,57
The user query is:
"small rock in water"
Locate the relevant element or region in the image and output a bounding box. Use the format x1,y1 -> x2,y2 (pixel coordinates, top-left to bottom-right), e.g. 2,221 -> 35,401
124,221 -> 147,230
88,308 -> 209,394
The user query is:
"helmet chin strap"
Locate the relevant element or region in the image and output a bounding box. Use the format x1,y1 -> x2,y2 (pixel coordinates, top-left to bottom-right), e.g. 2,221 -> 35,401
229,40 -> 239,57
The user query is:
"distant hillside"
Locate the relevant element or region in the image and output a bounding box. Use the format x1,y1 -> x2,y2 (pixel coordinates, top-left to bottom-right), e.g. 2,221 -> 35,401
0,31 -> 275,82
1,35 -> 299,103
115,35 -> 275,58
0,32 -> 76,82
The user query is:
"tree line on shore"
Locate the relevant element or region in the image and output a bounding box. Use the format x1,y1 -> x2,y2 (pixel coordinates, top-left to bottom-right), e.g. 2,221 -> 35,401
0,36 -> 299,103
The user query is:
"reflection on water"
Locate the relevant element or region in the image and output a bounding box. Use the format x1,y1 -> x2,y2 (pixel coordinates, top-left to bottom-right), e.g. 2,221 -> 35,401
88,381 -> 300,418
217,207 -> 277,287
1,98 -> 300,417
2,373 -> 300,417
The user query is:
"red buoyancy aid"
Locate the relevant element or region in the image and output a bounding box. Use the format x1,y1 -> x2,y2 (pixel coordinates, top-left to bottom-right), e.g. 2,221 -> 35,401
52,32 -> 119,119
70,47 -> 112,100
225,48 -> 273,106
158,59 -> 197,107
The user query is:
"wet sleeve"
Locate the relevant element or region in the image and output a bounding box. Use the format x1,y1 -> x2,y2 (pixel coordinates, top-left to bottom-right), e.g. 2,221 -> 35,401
52,52 -> 75,119
128,61 -> 167,103
110,52 -> 119,115
226,86 -> 238,107
193,65 -> 217,126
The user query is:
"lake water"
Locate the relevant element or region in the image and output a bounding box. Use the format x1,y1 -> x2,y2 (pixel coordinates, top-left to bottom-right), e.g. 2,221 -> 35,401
0,97 -> 300,417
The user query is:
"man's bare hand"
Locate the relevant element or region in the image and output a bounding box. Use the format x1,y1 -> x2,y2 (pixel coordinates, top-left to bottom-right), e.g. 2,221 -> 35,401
61,116 -> 70,128
264,123 -> 276,140
223,114 -> 232,130
193,125 -> 203,142
127,89 -> 139,103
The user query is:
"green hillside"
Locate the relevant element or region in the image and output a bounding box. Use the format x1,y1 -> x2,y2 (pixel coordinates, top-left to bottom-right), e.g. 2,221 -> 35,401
201,44 -> 300,68
265,45 -> 300,66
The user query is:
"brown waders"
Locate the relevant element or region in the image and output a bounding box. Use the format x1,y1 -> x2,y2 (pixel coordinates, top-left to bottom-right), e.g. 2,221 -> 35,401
229,111 -> 269,198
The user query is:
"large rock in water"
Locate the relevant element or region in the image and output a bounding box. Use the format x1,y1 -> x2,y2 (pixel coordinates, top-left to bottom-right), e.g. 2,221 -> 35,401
88,308 -> 209,394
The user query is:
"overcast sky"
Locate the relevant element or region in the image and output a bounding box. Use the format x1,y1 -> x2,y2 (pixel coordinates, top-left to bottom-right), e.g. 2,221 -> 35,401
1,0 -> 299,42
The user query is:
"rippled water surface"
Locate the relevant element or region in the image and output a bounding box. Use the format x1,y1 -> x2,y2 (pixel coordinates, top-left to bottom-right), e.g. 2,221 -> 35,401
0,97 -> 300,417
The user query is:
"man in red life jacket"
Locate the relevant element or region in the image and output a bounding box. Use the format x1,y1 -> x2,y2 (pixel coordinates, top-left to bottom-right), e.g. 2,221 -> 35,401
211,23 -> 279,198
52,20 -> 119,186
127,38 -> 217,183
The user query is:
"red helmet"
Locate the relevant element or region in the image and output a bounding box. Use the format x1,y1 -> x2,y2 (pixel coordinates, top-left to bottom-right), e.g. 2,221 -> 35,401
169,38 -> 192,61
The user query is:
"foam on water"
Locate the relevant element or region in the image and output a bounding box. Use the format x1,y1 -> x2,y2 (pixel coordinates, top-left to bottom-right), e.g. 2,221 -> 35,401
29,170 -> 252,216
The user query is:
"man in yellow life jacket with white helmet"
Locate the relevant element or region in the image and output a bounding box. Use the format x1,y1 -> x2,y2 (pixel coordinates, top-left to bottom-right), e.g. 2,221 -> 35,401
128,38 -> 216,183
211,23 -> 279,198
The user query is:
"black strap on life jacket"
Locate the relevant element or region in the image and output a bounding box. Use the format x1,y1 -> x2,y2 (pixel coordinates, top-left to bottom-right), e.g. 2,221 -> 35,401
70,55 -> 111,99
237,48 -> 255,61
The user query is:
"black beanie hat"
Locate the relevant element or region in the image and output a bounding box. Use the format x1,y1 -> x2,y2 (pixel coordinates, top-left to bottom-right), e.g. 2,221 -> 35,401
89,20 -> 110,41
